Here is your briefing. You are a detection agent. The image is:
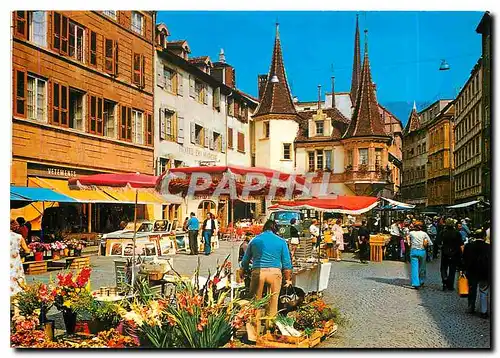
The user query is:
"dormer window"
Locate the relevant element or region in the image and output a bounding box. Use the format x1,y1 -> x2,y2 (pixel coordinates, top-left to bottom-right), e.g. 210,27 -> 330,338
316,121 -> 324,136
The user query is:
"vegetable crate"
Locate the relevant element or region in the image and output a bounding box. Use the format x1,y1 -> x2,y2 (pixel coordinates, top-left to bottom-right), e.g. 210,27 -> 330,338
256,332 -> 310,348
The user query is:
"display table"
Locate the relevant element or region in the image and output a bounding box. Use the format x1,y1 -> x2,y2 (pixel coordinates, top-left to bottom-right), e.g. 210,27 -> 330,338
369,234 -> 391,262
292,262 -> 331,293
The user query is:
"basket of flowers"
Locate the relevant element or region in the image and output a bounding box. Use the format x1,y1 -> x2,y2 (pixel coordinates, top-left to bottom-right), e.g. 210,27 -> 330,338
28,242 -> 50,261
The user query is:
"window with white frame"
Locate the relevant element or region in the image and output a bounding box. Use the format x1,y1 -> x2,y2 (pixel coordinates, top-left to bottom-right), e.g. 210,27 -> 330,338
69,88 -> 84,130
103,11 -> 117,20
68,21 -> 85,62
103,100 -> 116,138
132,110 -> 144,144
161,109 -> 176,141
316,150 -> 324,171
27,75 -> 47,122
375,149 -> 382,169
29,11 -> 46,47
131,12 -> 144,35
283,143 -> 291,160
308,152 -> 315,172
195,124 -> 203,146
325,150 -> 332,170
164,67 -> 176,94
213,132 -> 222,152
358,148 -> 368,165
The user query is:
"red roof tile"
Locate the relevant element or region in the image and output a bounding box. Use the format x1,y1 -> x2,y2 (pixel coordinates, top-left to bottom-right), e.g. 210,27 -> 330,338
404,106 -> 421,135
350,15 -> 362,104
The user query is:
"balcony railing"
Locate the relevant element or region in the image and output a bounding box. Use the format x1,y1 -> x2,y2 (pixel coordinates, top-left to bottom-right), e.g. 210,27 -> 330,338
344,166 -> 392,183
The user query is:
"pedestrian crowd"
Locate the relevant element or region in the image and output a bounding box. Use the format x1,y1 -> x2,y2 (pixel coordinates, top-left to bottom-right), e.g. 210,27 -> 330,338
388,214 -> 490,319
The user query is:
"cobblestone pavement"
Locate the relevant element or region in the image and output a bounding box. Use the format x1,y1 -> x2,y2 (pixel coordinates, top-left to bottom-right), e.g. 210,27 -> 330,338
318,253 -> 491,348
26,243 -> 491,348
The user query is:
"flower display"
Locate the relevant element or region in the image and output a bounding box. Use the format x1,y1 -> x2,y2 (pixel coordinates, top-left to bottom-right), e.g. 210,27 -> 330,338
51,267 -> 92,312
28,242 -> 51,253
50,241 -> 67,251
14,282 -> 55,317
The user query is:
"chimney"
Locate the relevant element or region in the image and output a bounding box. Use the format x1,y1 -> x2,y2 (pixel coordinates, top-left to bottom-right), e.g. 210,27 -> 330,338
372,82 -> 377,101
317,85 -> 321,110
212,49 -> 235,88
258,74 -> 268,99
219,48 -> 226,63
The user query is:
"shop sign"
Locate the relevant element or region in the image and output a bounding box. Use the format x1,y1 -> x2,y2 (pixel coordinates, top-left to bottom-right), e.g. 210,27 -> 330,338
179,146 -> 219,161
27,163 -> 98,178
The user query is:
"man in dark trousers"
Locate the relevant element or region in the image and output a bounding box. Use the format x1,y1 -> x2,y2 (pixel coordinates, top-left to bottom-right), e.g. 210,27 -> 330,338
440,218 -> 464,291
186,212 -> 200,255
463,229 -> 490,318
358,220 -> 370,264
201,212 -> 217,255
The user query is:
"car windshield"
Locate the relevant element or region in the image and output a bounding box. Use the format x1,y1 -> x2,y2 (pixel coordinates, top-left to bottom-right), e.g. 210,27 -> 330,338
138,223 -> 153,232
270,211 -> 303,224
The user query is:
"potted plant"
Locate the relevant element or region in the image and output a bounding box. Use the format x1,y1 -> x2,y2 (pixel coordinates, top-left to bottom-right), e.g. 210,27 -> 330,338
51,267 -> 92,335
28,242 -> 49,261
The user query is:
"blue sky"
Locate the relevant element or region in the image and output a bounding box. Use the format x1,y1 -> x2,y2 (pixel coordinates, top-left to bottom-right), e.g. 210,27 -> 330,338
157,11 -> 484,123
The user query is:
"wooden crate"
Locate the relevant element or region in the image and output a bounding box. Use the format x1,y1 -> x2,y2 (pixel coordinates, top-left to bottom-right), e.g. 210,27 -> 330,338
256,332 -> 310,348
308,330 -> 323,347
321,320 -> 338,338
369,235 -> 385,262
24,261 -> 48,275
69,257 -> 90,269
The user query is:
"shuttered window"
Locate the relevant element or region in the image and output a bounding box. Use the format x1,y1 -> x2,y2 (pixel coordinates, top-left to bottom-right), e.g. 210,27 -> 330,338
133,53 -> 145,87
145,112 -> 153,146
120,105 -> 132,141
51,80 -> 69,127
13,67 -> 27,118
104,38 -> 118,75
227,128 -> 233,149
14,11 -> 28,39
88,94 -> 104,135
237,132 -> 245,153
52,12 -> 68,55
89,31 -> 97,66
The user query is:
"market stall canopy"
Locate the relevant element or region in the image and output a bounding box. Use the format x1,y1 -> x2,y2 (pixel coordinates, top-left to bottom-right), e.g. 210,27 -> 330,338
269,195 -> 379,215
30,177 -> 116,203
380,197 -> 416,209
10,186 -> 77,204
156,165 -> 308,197
447,200 -> 481,209
68,173 -> 178,204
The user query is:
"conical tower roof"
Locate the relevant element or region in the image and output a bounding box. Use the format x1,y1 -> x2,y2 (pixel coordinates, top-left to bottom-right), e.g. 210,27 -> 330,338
343,30 -> 388,139
350,15 -> 362,104
253,23 -> 297,118
404,102 -> 421,135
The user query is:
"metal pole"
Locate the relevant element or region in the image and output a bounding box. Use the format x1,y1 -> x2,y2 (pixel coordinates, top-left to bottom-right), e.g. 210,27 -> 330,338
131,188 -> 138,285
317,211 -> 322,294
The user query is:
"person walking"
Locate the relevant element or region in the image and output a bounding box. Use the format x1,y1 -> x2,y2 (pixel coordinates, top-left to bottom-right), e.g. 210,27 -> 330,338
407,222 -> 432,289
201,212 -> 217,255
457,222 -> 469,244
389,220 -> 402,260
11,220 -> 30,299
463,229 -> 490,318
309,219 -> 320,251
240,220 -> 292,341
186,212 -> 200,255
289,218 -> 300,262
358,220 -> 370,264
332,219 -> 344,261
440,218 -> 464,291
426,218 -> 437,262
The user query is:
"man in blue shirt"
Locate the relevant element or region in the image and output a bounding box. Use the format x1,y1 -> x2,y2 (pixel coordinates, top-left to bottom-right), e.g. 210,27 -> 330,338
240,220 -> 292,340
186,212 -> 200,255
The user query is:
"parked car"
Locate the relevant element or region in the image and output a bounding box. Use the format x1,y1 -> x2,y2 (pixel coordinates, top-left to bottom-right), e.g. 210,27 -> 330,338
268,210 -> 306,240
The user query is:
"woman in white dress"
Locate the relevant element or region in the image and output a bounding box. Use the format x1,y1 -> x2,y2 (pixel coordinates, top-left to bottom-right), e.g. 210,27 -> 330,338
11,220 -> 30,315
331,219 -> 345,261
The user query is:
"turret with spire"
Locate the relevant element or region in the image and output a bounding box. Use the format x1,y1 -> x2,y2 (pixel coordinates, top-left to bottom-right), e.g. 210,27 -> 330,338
404,101 -> 421,135
343,29 -> 388,139
350,14 -> 362,105
253,22 -> 297,119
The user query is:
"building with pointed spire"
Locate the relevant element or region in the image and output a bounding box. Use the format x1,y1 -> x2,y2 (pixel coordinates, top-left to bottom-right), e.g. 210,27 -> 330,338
252,23 -> 300,173
350,14 -> 362,105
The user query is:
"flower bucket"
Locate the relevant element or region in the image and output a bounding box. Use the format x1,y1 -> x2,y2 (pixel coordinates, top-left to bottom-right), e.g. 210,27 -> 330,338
63,248 -> 69,256
63,310 -> 77,335
75,321 -> 91,334
69,249 -> 75,257
52,252 -> 61,260
34,252 -> 44,261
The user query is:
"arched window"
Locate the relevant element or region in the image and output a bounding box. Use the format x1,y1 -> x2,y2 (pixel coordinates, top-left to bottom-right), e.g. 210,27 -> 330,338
198,200 -> 217,219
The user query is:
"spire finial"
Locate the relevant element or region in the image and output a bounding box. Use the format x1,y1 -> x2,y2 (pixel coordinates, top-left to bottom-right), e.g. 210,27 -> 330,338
275,19 -> 279,37
219,48 -> 225,63
364,29 -> 368,54
413,101 -> 417,111
317,85 -> 321,110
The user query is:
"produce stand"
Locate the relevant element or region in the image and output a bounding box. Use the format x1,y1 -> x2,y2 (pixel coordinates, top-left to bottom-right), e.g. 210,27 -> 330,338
292,262 -> 332,293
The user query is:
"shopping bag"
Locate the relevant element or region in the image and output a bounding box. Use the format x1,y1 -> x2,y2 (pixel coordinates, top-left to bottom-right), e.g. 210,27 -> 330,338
457,271 -> 469,297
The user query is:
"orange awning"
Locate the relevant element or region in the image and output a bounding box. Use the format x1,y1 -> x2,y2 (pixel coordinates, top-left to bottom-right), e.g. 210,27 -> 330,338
29,177 -> 116,203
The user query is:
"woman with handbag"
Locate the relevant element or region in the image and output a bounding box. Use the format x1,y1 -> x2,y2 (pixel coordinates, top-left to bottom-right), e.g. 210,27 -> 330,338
407,222 -> 432,289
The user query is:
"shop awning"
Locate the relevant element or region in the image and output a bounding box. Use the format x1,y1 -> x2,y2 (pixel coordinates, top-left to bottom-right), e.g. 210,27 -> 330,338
447,200 -> 480,209
29,177 -> 116,203
100,187 -> 170,205
11,185 -> 77,203
381,197 -> 416,209
270,195 -> 379,215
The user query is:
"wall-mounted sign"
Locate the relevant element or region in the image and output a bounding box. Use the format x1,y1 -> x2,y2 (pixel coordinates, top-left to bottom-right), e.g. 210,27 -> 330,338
179,146 -> 219,161
27,163 -> 99,179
